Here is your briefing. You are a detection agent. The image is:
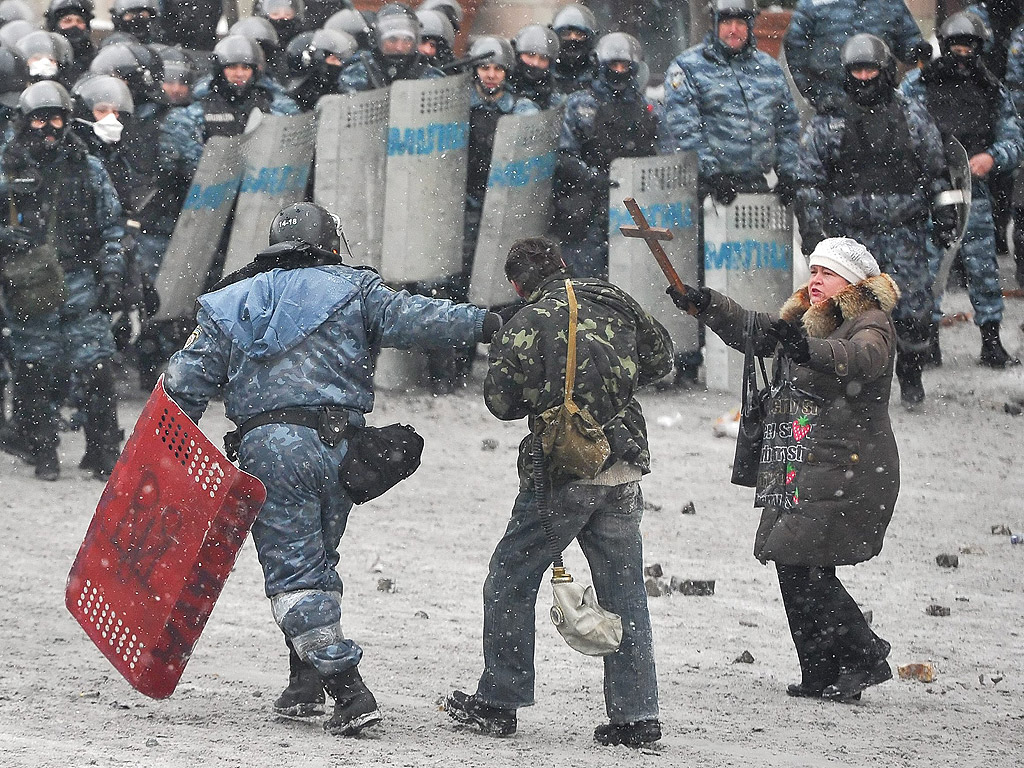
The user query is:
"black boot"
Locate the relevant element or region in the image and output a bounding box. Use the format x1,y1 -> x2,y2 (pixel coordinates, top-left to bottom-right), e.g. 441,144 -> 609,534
321,666 -> 381,736
895,351 -> 924,410
4,362 -> 61,479
80,361 -> 122,480
979,322 -> 1021,368
273,641 -> 325,718
922,323 -> 942,369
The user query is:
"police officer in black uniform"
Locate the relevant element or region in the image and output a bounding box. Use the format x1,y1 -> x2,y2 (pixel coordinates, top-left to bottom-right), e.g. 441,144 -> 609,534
509,23 -> 563,110
46,0 -> 96,82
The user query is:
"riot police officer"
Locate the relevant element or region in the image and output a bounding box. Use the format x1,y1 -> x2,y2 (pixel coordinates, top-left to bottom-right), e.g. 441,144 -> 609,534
325,8 -> 376,53
795,35 -> 957,407
152,43 -> 196,107
555,32 -> 668,279
551,3 -> 598,96
0,81 -> 125,480
0,47 -> 27,134
419,0 -> 463,33
901,12 -> 1023,368
255,0 -> 304,49
230,16 -> 285,82
46,0 -> 95,82
163,201 -> 500,736
15,31 -> 75,88
339,4 -> 442,90
416,7 -> 455,70
109,0 -> 162,45
509,23 -> 563,110
285,29 -> 359,111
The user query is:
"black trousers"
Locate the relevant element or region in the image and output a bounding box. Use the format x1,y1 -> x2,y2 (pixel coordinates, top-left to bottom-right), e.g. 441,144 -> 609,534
776,564 -> 888,690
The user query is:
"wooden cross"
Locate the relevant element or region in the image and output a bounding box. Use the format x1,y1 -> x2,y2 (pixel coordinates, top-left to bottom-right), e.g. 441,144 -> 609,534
619,198 -> 693,312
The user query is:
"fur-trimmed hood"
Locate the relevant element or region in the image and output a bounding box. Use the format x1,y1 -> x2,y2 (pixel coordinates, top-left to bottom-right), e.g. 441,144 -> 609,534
779,273 -> 900,339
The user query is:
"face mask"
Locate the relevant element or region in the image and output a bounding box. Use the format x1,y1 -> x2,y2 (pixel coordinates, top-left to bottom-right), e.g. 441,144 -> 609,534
123,17 -> 158,43
60,26 -> 89,44
23,123 -> 64,158
517,62 -> 549,86
844,73 -> 889,106
28,58 -> 59,80
558,38 -> 589,65
269,18 -> 299,44
93,113 -> 124,144
602,64 -> 635,92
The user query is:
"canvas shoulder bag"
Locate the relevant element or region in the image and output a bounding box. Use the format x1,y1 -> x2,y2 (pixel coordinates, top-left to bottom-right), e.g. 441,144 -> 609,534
534,279 -> 611,481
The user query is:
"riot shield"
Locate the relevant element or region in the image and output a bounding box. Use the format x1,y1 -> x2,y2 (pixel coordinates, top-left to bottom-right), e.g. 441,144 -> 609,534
314,90 -> 390,271
703,193 -> 794,393
381,73 -> 470,284
66,377 -> 266,699
223,112 -> 317,277
608,154 -> 701,361
468,109 -> 560,307
152,136 -> 244,322
933,137 -> 973,300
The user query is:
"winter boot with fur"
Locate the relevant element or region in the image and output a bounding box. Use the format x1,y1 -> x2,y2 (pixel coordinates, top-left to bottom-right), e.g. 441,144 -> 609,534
274,641 -> 325,718
321,666 -> 381,736
979,322 -> 1021,368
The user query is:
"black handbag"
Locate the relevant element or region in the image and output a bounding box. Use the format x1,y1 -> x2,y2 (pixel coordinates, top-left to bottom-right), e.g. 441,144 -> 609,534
731,312 -> 770,487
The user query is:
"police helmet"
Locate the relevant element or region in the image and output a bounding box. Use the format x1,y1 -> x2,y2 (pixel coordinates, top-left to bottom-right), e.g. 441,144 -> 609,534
325,8 -> 374,49
286,28 -> 356,76
418,0 -> 463,33
73,73 -> 134,115
16,30 -> 74,68
938,11 -> 990,55
840,33 -> 893,72
711,0 -> 757,21
46,0 -> 93,25
269,202 -> 348,256
230,15 -> 280,49
151,43 -> 195,86
513,24 -> 560,60
0,19 -> 32,52
0,46 -> 27,106
469,35 -> 514,71
255,0 -> 304,20
110,0 -> 159,18
18,78 -> 73,115
551,3 -> 597,37
0,0 -> 35,26
90,40 -> 163,98
214,34 -> 265,74
416,8 -> 454,49
375,9 -> 419,49
594,31 -> 642,65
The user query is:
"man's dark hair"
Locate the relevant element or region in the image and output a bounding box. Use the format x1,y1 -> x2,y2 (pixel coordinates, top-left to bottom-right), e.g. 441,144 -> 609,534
504,236 -> 567,294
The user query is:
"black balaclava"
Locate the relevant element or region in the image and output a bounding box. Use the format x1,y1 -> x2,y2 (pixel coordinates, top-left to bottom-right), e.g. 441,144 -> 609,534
21,109 -> 68,160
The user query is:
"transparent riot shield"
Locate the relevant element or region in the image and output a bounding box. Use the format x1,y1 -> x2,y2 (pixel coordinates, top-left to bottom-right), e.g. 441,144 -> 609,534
608,154 -> 701,361
223,112 -> 317,276
934,137 -> 972,300
152,136 -> 243,322
314,90 -> 390,271
468,109 -> 560,307
380,73 -> 470,284
703,193 -> 794,393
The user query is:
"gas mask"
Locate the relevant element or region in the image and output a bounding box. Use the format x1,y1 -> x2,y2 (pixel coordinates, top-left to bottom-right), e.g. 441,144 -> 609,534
92,113 -> 124,144
28,58 -> 59,80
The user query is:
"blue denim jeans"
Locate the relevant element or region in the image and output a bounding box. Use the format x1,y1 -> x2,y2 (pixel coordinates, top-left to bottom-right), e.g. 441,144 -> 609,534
475,481 -> 659,724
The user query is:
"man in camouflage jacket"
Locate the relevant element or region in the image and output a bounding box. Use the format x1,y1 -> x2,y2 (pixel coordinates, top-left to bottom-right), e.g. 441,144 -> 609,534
445,236 -> 673,749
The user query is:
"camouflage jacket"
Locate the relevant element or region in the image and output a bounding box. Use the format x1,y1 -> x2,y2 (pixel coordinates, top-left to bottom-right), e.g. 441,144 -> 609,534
164,262 -> 487,424
1001,21 -> 1024,116
484,274 -> 673,487
664,33 -> 800,182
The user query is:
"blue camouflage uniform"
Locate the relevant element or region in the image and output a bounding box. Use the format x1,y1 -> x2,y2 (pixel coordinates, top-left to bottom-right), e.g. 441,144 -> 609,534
784,0 -> 926,113
901,66 -> 1023,327
339,53 -> 443,92
557,76 -> 672,278
795,91 -> 951,336
1004,21 -> 1024,285
164,262 -> 486,676
664,31 -> 801,190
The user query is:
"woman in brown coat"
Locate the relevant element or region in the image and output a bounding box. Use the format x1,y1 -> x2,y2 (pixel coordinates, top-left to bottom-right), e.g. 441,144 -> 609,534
669,237 -> 900,702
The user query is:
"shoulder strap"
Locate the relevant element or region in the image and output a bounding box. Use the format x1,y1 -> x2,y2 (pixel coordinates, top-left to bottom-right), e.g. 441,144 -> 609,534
564,279 -> 579,410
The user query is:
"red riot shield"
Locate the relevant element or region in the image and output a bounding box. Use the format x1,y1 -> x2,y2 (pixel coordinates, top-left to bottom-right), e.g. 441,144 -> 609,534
65,377 -> 266,699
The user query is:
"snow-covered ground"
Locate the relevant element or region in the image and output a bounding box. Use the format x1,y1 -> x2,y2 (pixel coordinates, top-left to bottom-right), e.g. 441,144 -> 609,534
1,277 -> 1022,768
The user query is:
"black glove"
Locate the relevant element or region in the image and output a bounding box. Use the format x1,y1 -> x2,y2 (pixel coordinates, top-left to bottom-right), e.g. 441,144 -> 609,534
775,175 -> 797,208
931,205 -> 960,249
768,319 -> 811,364
98,275 -> 125,314
911,41 -> 933,66
480,311 -> 502,343
0,225 -> 35,255
666,284 -> 711,314
706,174 -> 739,206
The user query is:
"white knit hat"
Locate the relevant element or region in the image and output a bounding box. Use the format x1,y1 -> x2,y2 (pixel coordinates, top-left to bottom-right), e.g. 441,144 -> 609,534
807,237 -> 880,285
